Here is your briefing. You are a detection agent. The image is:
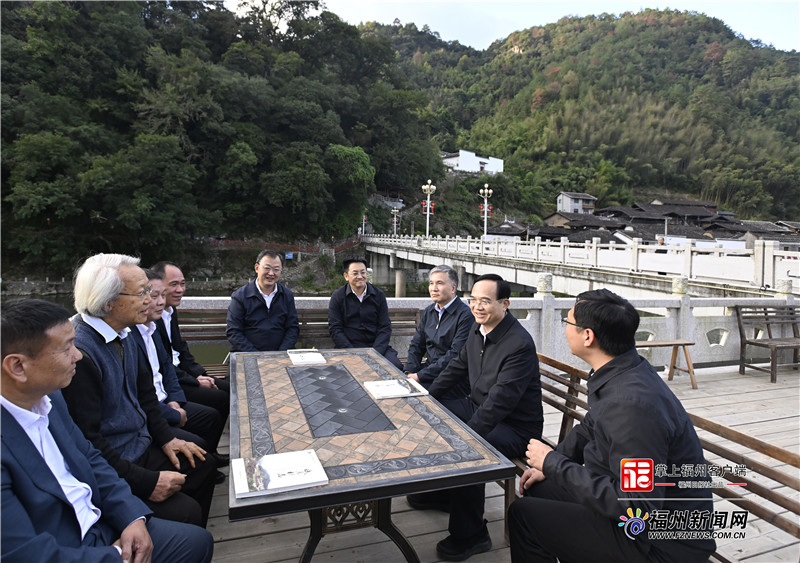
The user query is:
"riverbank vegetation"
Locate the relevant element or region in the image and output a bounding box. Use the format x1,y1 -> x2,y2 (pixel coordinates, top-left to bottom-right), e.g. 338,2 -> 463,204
3,2 -> 797,276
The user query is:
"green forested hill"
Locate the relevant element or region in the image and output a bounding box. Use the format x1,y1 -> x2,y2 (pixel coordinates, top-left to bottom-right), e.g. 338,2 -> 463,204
366,10 -> 799,222
2,4 -> 798,273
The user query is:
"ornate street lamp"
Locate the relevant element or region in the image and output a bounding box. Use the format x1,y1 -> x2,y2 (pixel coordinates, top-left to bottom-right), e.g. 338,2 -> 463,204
479,183 -> 493,238
421,179 -> 437,238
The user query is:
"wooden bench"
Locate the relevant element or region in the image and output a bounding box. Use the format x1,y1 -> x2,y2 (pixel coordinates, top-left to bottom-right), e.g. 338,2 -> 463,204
176,307 -> 423,375
295,307 -> 421,352
734,305 -> 800,383
636,339 -> 697,389
499,354 -> 800,557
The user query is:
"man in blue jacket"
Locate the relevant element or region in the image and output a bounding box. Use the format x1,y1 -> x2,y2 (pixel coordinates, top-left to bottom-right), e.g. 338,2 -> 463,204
1,299 -> 212,563
226,250 -> 299,352
328,257 -> 403,370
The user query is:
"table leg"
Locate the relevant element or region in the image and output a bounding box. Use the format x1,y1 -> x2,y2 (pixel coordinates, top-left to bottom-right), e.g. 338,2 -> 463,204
375,498 -> 421,563
668,346 -> 679,381
300,509 -> 324,563
682,345 -> 698,389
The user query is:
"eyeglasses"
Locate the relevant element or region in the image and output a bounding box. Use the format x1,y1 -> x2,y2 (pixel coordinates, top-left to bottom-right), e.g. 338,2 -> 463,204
258,265 -> 282,273
467,297 -> 496,308
119,285 -> 152,298
561,318 -> 588,330
347,270 -> 367,277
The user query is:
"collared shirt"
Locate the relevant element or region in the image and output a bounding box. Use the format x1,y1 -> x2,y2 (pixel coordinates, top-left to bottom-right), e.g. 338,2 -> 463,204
80,313 -> 130,342
258,283 -> 278,309
1,395 -> 101,539
352,284 -> 368,303
435,296 -> 457,319
161,307 -> 181,366
136,322 -> 167,402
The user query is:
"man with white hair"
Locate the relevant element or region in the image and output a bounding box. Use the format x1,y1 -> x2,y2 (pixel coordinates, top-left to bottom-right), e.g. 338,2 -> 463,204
61,253 -> 218,528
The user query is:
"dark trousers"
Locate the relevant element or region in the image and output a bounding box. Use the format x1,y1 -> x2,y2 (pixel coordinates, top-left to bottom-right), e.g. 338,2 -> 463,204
182,400 -> 224,451
509,479 -> 713,563
181,377 -> 229,424
440,397 -> 532,539
137,441 -> 217,527
84,516 -> 214,563
509,479 -> 653,563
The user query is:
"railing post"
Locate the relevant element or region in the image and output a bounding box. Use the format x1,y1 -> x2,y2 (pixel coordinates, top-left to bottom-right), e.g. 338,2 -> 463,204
537,273 -> 557,356
591,237 -> 599,267
672,277 -> 693,341
683,240 -> 694,279
763,240 -> 778,289
752,240 -> 765,287
559,237 -> 568,265
631,238 -> 641,272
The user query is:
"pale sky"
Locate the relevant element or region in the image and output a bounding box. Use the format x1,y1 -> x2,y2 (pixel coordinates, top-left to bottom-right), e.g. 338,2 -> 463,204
319,1 -> 800,52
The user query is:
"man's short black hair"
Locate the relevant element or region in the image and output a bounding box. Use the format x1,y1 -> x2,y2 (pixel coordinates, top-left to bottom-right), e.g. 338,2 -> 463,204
150,261 -> 179,277
343,257 -> 368,273
1,299 -> 72,359
573,289 -> 639,356
255,249 -> 283,266
473,273 -> 511,300
143,268 -> 162,281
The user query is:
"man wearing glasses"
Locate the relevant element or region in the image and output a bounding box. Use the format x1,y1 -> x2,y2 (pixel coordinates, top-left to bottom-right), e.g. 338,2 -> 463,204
413,273 -> 543,561
62,253 -> 218,528
509,289 -> 714,563
328,256 -> 403,370
226,250 -> 299,352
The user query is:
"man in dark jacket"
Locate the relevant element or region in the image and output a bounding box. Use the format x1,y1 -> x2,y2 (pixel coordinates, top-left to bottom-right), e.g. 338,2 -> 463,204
328,257 -> 403,370
151,261 -> 230,456
62,254 -> 218,528
226,250 -> 299,352
404,264 -> 472,396
509,289 -> 715,563
414,274 -> 543,561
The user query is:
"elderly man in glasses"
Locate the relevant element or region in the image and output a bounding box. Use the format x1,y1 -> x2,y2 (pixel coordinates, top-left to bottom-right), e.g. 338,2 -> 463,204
61,253 -> 218,529
226,249 -> 299,352
409,273 -> 543,561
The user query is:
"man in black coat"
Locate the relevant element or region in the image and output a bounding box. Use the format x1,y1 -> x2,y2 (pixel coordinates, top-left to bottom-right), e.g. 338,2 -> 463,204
151,262 -> 230,470
411,274 -> 543,561
327,257 -> 403,370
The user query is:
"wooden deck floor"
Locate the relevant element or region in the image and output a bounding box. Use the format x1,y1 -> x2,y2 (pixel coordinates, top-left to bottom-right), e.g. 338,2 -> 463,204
209,363 -> 800,562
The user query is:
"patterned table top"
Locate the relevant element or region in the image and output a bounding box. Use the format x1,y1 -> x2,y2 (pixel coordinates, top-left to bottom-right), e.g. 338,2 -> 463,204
228,349 -> 514,520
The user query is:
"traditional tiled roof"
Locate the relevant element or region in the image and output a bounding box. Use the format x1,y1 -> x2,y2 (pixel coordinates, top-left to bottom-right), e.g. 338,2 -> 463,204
559,192 -> 597,200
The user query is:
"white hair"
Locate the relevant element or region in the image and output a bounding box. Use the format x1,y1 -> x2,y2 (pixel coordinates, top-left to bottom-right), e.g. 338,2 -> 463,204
73,253 -> 140,317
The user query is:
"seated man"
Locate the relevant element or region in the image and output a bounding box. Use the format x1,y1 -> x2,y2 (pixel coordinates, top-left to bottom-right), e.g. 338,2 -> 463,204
151,261 -> 230,435
328,257 -> 403,369
62,253 -> 218,527
509,289 -> 715,563
131,269 -> 226,481
226,249 -> 299,352
1,299 -> 213,563
414,274 -> 543,561
404,264 -> 472,396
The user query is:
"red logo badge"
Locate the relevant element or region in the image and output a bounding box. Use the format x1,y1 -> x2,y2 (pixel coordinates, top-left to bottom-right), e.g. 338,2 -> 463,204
620,458 -> 654,492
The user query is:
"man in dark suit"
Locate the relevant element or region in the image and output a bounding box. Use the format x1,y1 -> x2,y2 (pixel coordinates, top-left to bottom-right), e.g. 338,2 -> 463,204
1,299 -> 213,562
151,262 -> 230,439
132,270 -> 226,483
328,257 -> 403,370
